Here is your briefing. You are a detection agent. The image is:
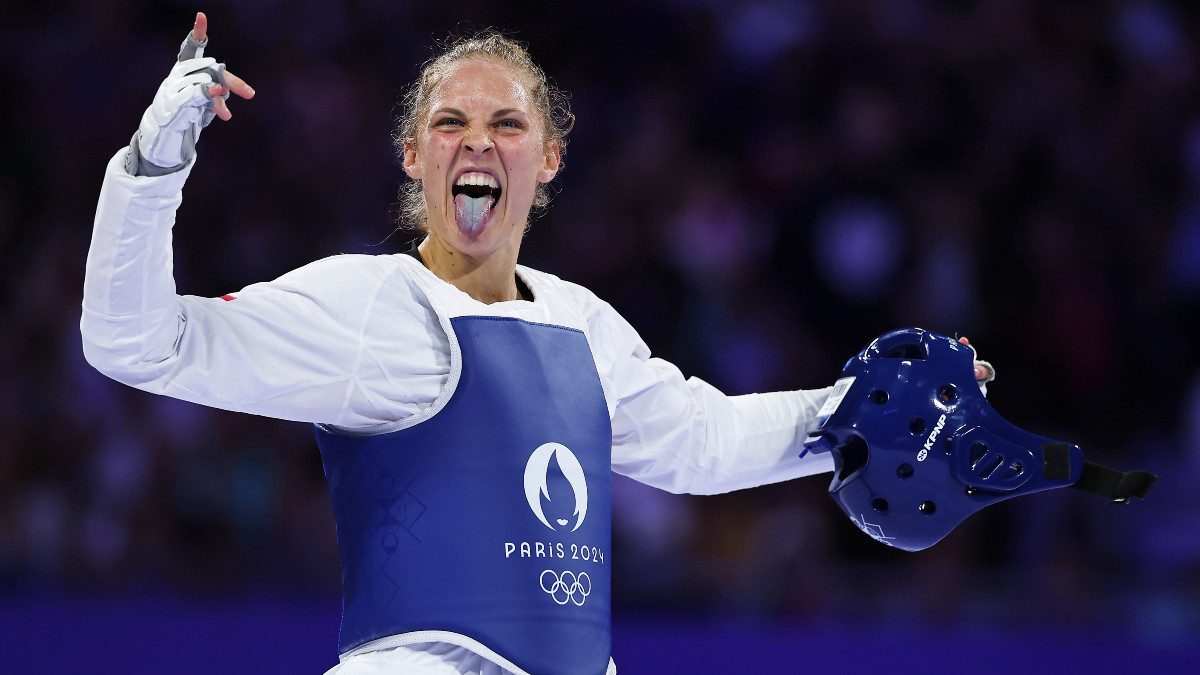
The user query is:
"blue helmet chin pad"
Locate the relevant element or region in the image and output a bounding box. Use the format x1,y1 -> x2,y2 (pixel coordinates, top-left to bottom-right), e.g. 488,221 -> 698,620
801,328 -> 1086,552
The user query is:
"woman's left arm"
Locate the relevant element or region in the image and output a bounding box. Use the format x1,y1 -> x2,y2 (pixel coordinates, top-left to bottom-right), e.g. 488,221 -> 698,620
610,353 -> 837,495
582,290 -> 995,496
578,291 -> 834,495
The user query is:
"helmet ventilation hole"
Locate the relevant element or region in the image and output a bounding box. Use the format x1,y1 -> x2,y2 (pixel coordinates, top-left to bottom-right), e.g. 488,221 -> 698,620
918,500 -> 937,514
969,441 -> 988,468
897,463 -> 914,479
908,417 -> 926,434
939,384 -> 958,403
871,498 -> 889,512
885,344 -> 926,359
871,390 -> 889,404
979,455 -> 1004,479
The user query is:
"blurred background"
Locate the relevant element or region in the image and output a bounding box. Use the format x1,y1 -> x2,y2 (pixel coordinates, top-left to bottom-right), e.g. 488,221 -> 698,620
3,0 -> 1200,672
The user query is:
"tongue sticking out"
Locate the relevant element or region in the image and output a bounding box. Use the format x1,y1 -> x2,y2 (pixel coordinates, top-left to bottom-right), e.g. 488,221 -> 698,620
454,193 -> 496,236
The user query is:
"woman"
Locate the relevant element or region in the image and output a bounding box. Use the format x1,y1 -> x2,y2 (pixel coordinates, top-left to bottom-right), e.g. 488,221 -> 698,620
82,13 -> 991,675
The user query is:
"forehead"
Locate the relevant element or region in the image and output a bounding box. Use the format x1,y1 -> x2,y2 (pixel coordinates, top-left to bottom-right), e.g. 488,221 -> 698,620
429,58 -> 533,112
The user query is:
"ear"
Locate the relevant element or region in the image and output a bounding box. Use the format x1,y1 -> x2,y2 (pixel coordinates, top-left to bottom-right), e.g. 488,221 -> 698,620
537,140 -> 561,183
402,141 -> 422,180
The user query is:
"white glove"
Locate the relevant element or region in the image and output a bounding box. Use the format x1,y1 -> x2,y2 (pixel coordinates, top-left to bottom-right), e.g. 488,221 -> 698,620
126,33 -> 229,176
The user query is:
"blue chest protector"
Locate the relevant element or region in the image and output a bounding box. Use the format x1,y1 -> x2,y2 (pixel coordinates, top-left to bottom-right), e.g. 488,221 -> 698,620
316,316 -> 613,675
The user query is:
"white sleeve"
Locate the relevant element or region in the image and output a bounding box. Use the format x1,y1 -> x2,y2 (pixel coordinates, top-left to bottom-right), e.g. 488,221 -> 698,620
579,290 -> 835,495
80,150 -> 379,425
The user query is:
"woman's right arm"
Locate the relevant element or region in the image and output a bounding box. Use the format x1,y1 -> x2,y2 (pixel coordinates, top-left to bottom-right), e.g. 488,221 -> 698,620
80,14 -> 374,426
81,154 -> 376,424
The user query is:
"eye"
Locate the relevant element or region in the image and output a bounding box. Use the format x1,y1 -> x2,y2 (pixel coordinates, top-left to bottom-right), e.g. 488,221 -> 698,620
433,117 -> 463,128
495,118 -> 524,130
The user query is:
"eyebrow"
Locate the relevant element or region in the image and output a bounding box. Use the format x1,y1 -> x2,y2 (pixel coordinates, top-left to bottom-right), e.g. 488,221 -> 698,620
429,107 -> 528,119
490,108 -> 527,119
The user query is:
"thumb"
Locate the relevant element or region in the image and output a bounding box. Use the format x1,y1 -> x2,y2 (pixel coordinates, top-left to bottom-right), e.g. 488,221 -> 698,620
178,12 -> 208,61
191,12 -> 208,43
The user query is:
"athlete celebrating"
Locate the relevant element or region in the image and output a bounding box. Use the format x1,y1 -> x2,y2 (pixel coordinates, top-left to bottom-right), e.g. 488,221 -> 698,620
82,13 -> 991,675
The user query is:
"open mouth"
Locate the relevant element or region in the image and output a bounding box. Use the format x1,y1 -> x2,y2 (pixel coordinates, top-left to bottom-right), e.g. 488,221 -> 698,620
452,172 -> 502,236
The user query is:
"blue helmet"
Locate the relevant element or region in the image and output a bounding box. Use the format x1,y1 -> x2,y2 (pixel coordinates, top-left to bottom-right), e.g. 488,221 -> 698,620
801,328 -> 1155,552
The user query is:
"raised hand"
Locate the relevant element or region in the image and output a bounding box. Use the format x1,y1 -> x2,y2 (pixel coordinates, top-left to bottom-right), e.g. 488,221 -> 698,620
187,12 -> 254,122
128,12 -> 255,175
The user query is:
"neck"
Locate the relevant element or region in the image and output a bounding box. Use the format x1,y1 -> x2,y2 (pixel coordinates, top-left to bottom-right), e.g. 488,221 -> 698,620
418,236 -> 523,303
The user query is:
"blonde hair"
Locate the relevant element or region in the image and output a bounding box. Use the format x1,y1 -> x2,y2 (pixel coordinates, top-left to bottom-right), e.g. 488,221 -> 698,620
393,31 -> 574,229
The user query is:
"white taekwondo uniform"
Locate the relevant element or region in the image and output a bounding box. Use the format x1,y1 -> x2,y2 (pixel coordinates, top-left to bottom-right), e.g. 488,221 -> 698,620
81,149 -> 836,674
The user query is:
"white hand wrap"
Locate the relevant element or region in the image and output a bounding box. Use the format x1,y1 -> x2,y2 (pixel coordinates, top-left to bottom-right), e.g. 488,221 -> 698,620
127,33 -> 229,175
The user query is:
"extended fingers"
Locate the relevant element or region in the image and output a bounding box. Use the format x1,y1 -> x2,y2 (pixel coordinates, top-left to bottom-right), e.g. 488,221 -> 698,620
204,70 -> 252,122
188,12 -> 252,121
222,70 -> 255,99
210,94 -> 231,121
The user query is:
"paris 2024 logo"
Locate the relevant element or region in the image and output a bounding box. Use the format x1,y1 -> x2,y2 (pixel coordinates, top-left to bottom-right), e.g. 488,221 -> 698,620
506,442 -> 606,606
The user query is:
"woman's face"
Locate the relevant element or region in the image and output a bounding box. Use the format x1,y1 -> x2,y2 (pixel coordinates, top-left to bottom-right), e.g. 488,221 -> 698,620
404,58 -> 560,259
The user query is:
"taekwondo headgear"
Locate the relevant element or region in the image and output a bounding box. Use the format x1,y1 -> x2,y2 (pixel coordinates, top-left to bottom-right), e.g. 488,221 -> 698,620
800,328 -> 1156,552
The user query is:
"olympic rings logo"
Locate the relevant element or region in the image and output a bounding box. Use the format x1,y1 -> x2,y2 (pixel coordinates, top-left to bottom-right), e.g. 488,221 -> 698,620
540,569 -> 592,606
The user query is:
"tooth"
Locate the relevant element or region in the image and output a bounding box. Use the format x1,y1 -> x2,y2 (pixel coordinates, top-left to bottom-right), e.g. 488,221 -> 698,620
455,172 -> 499,188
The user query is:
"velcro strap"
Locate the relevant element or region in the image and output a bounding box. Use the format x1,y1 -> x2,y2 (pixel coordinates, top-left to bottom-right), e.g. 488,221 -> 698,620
1071,460 -> 1157,504
1042,442 -> 1073,481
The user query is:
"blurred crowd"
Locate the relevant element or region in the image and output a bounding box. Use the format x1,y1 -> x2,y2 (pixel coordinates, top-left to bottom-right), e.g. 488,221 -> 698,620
2,0 -> 1199,644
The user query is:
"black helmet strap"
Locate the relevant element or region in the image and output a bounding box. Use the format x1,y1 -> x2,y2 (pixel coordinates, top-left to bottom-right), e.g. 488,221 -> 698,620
1070,460 -> 1157,505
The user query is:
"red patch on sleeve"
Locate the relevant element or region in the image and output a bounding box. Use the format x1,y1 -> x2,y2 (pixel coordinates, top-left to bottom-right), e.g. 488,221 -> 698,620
220,294 -> 236,301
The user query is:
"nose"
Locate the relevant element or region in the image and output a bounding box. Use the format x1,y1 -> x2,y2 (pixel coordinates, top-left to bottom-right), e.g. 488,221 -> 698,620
464,127 -> 494,154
